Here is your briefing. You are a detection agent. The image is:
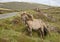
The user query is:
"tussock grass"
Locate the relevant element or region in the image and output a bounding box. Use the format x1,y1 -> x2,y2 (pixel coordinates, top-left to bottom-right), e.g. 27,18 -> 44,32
0,9 -> 60,42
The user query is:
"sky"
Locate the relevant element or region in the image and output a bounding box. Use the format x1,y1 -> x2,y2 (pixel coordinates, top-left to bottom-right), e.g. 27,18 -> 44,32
0,0 -> 60,7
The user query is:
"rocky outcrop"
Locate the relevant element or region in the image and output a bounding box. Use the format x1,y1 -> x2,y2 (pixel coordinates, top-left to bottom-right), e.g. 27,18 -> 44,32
47,25 -> 60,33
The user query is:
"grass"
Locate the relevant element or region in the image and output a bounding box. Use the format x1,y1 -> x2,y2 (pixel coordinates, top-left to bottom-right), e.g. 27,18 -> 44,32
0,8 -> 17,14
0,9 -> 60,42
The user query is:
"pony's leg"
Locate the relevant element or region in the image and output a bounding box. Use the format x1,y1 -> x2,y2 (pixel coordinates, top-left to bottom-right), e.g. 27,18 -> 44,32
38,29 -> 44,41
38,28 -> 44,39
41,28 -> 44,39
27,28 -> 32,36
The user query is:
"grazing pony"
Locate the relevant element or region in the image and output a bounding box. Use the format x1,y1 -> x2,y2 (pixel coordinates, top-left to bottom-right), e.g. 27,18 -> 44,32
21,12 -> 49,39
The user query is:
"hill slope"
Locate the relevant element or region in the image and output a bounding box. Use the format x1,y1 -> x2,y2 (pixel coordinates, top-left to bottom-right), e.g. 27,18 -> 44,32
0,2 -> 51,11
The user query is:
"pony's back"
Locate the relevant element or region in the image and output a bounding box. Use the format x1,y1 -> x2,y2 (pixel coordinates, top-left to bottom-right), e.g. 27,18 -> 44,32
26,19 -> 43,30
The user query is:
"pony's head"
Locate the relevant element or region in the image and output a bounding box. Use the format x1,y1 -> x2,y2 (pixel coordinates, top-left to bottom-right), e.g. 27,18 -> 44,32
21,12 -> 33,21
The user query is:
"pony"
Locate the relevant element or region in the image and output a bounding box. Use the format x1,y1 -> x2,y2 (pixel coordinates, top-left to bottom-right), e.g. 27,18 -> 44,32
21,12 -> 49,39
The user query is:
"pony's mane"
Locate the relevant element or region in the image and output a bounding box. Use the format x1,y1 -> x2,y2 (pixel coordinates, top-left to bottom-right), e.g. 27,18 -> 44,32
27,14 -> 33,21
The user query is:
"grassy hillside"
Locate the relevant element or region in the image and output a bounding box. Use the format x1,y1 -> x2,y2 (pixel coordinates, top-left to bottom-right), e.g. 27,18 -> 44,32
0,2 -> 51,11
0,7 -> 60,42
0,8 -> 17,14
42,7 -> 60,22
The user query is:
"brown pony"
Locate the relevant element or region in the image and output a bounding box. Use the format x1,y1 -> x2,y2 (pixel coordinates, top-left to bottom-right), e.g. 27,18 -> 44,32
21,12 -> 49,39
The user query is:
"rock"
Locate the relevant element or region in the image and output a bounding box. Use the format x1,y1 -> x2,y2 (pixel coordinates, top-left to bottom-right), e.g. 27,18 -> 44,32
48,25 -> 60,33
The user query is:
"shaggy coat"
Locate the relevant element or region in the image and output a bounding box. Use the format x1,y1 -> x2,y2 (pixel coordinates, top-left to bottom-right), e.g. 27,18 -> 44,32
21,13 -> 49,39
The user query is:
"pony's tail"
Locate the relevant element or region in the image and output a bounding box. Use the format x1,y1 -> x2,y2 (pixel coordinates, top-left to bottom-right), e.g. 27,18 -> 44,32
44,26 -> 49,36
